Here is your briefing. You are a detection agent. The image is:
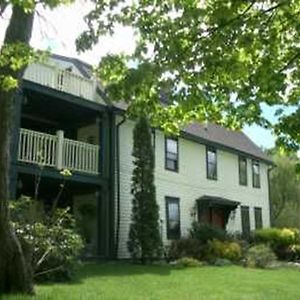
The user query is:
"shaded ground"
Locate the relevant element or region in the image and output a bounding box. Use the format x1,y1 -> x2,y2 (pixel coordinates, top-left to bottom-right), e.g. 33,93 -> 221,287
4,262 -> 300,299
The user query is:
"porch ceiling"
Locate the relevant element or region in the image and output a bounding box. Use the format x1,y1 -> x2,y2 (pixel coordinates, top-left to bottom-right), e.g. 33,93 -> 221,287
22,90 -> 100,128
197,195 -> 240,209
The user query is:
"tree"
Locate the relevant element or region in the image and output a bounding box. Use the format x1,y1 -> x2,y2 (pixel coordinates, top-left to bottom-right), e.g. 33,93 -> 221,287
0,0 -> 72,294
78,0 -> 300,148
270,152 -> 300,225
127,115 -> 161,263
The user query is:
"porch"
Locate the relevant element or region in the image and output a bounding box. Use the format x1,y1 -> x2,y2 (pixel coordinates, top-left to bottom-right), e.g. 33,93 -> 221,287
23,62 -> 97,102
18,128 -> 100,175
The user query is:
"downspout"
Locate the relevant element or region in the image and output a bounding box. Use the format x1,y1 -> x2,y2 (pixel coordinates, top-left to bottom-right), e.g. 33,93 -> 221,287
115,115 -> 126,258
267,164 -> 276,227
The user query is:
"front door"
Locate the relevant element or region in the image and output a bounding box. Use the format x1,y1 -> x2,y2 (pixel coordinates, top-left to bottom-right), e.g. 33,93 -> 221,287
198,207 -> 225,229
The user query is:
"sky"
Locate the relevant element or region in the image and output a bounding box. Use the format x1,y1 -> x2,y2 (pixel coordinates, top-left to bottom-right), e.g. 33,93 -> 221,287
0,1 -> 284,150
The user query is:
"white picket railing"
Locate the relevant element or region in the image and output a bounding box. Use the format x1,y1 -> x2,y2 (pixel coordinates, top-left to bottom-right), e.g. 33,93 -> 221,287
23,62 -> 96,101
18,128 -> 100,175
18,128 -> 57,167
62,138 -> 99,175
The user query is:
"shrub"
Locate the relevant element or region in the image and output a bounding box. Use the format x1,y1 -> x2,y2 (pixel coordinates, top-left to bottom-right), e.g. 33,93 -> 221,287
245,244 -> 277,268
289,244 -> 300,261
254,228 -> 300,260
207,239 -> 242,262
10,197 -> 84,281
175,257 -> 202,268
168,238 -> 203,260
254,228 -> 299,247
190,222 -> 228,243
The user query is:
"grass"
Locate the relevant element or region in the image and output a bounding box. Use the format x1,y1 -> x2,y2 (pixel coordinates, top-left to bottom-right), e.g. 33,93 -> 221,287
3,262 -> 300,300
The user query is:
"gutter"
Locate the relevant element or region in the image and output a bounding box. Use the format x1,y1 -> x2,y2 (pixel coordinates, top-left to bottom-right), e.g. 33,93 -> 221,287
115,115 -> 126,258
267,164 -> 276,227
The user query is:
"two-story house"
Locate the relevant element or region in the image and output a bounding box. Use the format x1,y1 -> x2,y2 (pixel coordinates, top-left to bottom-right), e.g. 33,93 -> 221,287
10,54 -> 272,259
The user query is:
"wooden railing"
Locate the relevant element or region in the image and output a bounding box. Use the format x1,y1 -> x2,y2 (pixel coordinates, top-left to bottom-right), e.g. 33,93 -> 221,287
23,62 -> 96,101
18,128 -> 100,175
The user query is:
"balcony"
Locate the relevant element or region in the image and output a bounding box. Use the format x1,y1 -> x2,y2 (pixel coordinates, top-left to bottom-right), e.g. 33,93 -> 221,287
23,62 -> 97,101
18,128 -> 100,175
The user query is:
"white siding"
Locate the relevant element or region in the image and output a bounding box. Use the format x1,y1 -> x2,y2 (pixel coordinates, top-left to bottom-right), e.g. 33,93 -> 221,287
116,119 -> 270,258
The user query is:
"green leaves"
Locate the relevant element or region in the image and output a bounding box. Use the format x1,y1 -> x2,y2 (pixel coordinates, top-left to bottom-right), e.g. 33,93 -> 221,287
80,0 -> 300,149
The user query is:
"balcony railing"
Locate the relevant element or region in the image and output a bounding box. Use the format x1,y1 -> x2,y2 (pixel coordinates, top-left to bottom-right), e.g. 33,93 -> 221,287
18,128 -> 100,175
23,62 -> 96,101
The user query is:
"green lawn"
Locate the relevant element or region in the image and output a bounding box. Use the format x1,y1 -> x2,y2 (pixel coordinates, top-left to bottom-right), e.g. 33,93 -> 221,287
4,263 -> 300,300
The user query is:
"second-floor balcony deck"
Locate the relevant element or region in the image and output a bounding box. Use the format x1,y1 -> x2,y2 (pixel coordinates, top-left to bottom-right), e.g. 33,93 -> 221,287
18,128 -> 100,175
23,62 -> 97,102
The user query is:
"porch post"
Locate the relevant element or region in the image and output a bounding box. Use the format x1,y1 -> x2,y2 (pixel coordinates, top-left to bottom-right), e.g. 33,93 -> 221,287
56,130 -> 64,170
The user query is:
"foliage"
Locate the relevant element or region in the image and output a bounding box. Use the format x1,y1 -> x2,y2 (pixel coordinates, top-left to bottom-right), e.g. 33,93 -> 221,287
255,227 -> 300,261
10,197 -> 84,281
207,239 -> 242,262
270,152 -> 300,223
175,257 -> 202,268
254,228 -> 300,247
245,244 -> 277,269
290,244 -> 300,261
79,0 -> 300,149
168,238 -> 203,261
127,115 -> 162,262
190,222 -> 228,243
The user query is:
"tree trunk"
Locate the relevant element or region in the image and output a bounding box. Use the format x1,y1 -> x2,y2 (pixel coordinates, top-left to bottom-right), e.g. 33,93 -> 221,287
0,5 -> 34,294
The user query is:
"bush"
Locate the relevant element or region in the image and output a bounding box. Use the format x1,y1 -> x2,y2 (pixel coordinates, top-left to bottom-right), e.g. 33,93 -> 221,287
190,222 -> 228,243
10,197 -> 84,281
207,239 -> 242,262
175,257 -> 202,268
168,238 -> 203,260
289,244 -> 300,261
255,228 -> 299,247
245,244 -> 277,268
254,228 -> 300,260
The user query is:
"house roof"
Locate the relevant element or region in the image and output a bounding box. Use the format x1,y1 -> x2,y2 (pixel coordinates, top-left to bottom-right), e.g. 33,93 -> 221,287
182,123 -> 272,164
51,53 -> 93,79
197,195 -> 240,208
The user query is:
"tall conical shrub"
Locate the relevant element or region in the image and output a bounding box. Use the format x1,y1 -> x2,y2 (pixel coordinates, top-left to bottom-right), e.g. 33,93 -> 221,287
127,115 -> 161,263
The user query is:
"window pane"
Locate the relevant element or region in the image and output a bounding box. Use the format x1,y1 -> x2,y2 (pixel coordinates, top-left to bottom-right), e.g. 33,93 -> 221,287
165,138 -> 178,171
208,162 -> 217,179
254,207 -> 263,229
166,159 -> 176,171
207,147 -> 217,179
167,139 -> 177,154
239,157 -> 247,185
252,161 -> 260,188
166,197 -> 180,239
241,206 -> 250,239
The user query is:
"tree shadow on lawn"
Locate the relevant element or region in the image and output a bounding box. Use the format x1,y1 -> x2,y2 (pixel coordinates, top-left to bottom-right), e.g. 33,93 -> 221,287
41,261 -> 174,286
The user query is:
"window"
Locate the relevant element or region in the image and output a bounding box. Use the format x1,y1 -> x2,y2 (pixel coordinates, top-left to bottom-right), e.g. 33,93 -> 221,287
165,137 -> 178,172
206,147 -> 217,180
241,206 -> 250,239
165,197 -> 181,239
254,207 -> 263,229
252,160 -> 260,188
239,156 -> 248,186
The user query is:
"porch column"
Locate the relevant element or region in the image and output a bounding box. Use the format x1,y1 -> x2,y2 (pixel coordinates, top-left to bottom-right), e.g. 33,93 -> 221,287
56,130 -> 64,170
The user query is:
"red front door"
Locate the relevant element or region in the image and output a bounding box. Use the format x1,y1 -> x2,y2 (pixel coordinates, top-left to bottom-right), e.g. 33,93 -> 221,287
198,207 -> 225,229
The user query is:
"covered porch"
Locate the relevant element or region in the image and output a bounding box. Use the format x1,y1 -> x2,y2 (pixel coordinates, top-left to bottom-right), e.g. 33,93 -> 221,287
196,195 -> 240,230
